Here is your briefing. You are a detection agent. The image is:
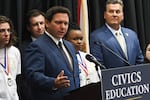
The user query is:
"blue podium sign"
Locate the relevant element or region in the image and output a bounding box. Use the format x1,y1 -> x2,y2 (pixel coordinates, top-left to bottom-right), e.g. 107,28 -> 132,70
101,64 -> 150,100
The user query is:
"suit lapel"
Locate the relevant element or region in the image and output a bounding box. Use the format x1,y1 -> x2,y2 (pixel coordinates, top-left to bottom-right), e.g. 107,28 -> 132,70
122,29 -> 131,60
63,41 -> 76,71
105,27 -> 126,58
44,34 -> 65,59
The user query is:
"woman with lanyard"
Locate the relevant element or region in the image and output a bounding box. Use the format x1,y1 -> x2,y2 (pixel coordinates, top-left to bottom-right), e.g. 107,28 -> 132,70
0,16 -> 21,100
65,22 -> 101,87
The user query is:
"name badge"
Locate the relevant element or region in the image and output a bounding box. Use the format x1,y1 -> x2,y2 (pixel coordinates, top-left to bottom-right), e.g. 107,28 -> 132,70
7,77 -> 13,86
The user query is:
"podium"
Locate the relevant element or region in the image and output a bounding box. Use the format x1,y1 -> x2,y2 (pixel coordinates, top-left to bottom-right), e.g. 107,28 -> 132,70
64,82 -> 102,100
101,64 -> 150,100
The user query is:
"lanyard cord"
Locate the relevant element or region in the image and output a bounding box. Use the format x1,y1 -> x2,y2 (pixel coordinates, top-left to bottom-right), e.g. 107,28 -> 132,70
77,52 -> 88,76
0,48 -> 9,75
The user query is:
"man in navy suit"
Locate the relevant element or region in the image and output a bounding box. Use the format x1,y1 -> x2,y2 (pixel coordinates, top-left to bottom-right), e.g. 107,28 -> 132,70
18,9 -> 46,100
90,0 -> 144,69
21,9 -> 46,52
23,6 -> 80,100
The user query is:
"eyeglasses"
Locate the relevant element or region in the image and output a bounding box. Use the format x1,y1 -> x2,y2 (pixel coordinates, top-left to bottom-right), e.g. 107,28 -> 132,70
0,29 -> 12,34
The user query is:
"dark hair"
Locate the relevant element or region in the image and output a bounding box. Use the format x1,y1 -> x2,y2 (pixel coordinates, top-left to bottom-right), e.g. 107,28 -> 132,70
64,22 -> 81,39
26,9 -> 45,26
105,0 -> 124,11
0,15 -> 17,47
45,6 -> 71,22
144,43 -> 150,63
68,22 -> 81,30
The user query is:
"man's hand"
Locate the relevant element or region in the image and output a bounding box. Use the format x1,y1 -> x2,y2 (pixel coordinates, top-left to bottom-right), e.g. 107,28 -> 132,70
54,70 -> 70,89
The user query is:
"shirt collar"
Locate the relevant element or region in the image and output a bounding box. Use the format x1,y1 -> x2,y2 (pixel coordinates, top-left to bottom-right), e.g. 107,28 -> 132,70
45,31 -> 63,45
105,23 -> 122,36
31,36 -> 37,41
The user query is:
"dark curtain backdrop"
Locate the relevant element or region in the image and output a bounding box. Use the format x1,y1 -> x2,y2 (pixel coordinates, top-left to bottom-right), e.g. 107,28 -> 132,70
0,0 -> 150,53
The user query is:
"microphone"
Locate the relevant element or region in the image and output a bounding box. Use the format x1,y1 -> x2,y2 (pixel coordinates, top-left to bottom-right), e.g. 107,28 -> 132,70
85,54 -> 103,80
94,41 -> 131,66
85,54 -> 106,69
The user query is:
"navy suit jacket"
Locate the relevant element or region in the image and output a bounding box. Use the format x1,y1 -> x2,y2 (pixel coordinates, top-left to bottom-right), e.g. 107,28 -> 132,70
90,25 -> 144,69
21,38 -> 32,51
23,33 -> 80,100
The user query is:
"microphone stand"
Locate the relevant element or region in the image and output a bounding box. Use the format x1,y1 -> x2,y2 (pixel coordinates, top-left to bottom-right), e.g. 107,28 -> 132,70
95,64 -> 101,81
94,42 -> 131,66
